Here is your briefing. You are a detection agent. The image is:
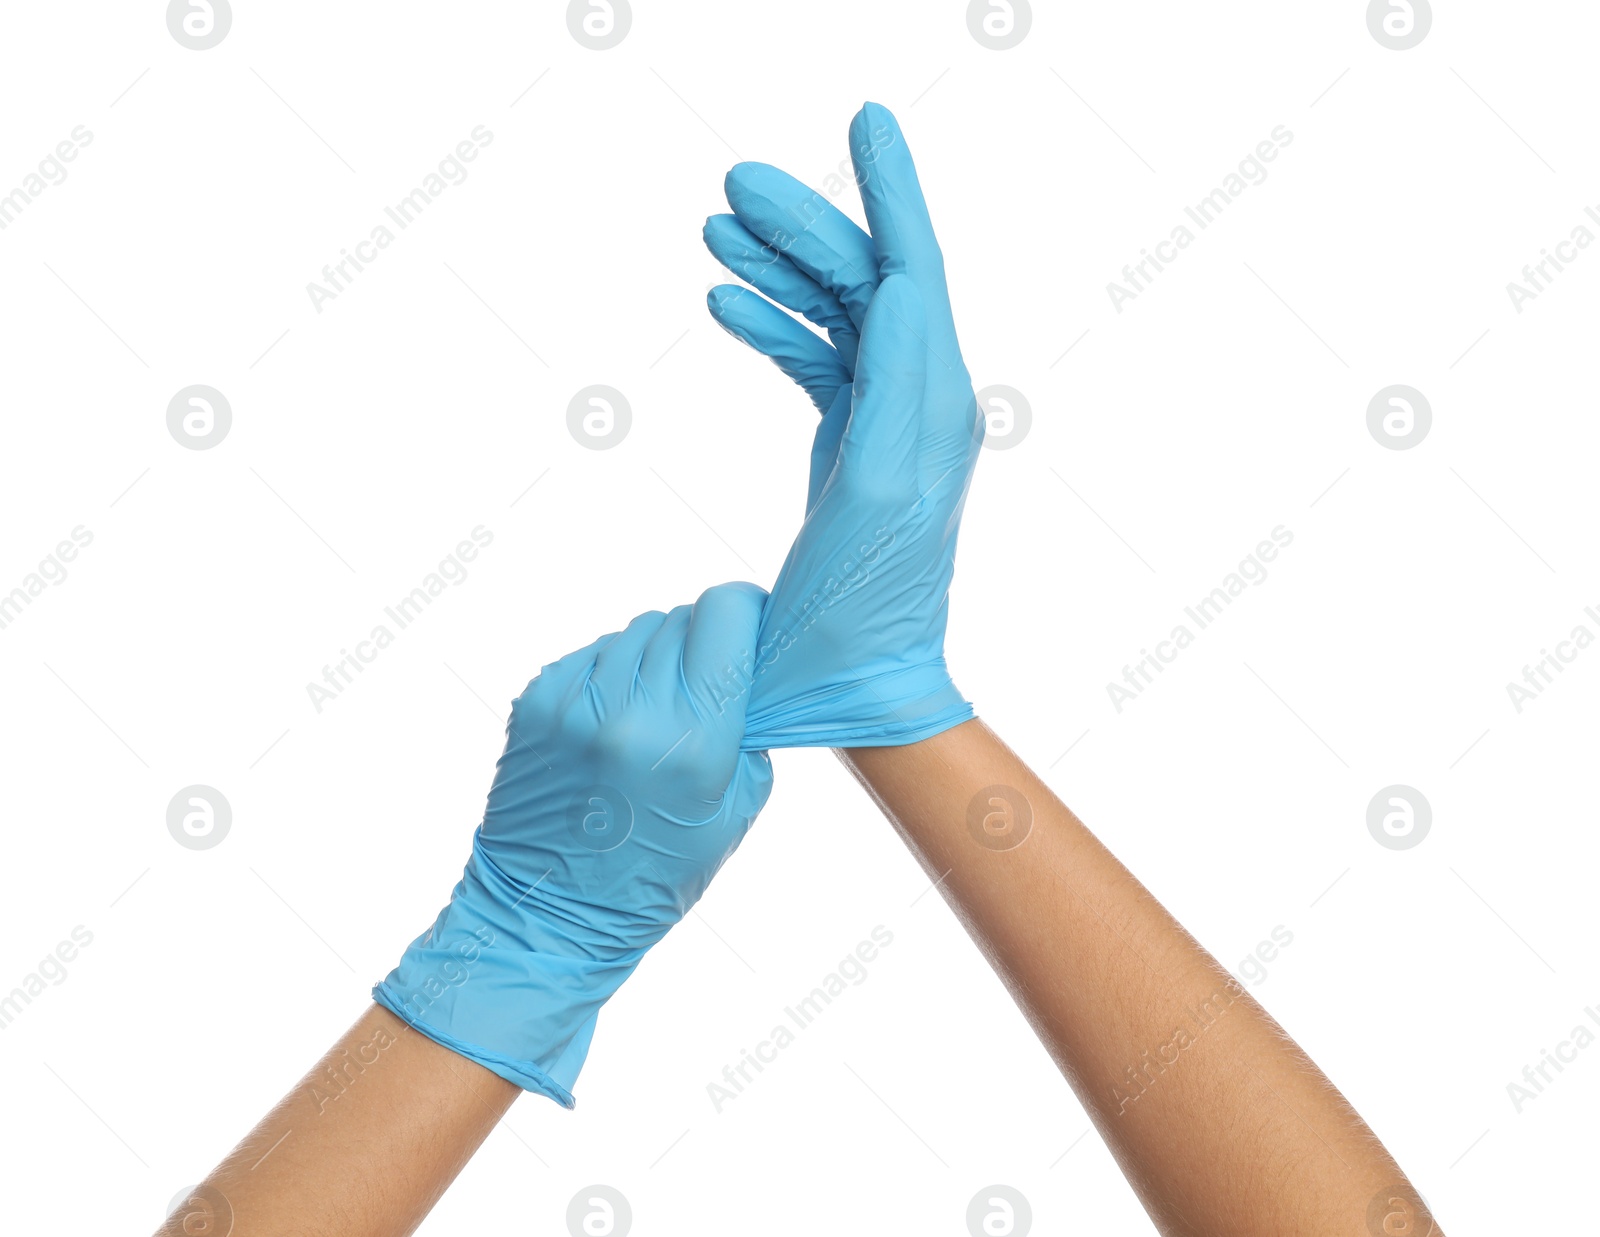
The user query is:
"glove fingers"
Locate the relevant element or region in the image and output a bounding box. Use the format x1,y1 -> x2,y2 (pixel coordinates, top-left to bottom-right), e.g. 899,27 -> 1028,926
681,581 -> 767,725
522,631 -> 615,700
707,284 -> 851,417
840,274 -> 927,477
589,610 -> 668,700
848,104 -> 965,379
723,162 -> 879,331
704,214 -> 856,340
637,603 -> 692,691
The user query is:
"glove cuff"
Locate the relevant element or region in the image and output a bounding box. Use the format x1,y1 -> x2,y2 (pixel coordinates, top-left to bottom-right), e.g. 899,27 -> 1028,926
372,981 -> 578,1106
743,661 -> 972,749
373,847 -> 640,1106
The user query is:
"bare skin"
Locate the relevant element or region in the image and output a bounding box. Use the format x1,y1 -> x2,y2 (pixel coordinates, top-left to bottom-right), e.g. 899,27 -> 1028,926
155,1005 -> 517,1237
155,721 -> 1438,1237
840,718 -> 1438,1237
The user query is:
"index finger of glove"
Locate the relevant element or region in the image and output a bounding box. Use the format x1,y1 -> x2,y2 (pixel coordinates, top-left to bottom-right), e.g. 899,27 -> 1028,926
724,162 -> 879,331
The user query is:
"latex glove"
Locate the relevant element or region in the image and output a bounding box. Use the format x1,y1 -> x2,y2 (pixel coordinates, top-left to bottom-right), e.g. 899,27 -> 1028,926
373,583 -> 773,1106
703,103 -> 983,749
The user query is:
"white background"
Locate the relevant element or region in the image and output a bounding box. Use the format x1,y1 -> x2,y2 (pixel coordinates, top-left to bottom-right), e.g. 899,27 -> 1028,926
1,2 -> 1594,1233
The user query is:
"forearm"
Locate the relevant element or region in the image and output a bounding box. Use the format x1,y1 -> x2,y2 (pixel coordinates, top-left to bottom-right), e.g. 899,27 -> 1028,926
840,720 -> 1435,1237
156,1004 -> 518,1237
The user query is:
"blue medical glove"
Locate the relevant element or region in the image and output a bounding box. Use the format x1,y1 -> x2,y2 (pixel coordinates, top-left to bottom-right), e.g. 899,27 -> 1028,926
703,103 -> 984,749
373,583 -> 773,1106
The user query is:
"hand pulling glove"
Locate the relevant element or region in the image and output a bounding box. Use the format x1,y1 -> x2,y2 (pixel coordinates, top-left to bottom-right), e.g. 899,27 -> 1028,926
374,583 -> 773,1105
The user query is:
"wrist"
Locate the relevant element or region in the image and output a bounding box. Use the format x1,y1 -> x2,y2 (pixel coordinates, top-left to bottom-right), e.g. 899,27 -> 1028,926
744,657 -> 971,748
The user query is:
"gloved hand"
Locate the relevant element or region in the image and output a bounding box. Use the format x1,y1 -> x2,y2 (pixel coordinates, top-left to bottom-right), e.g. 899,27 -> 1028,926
373,583 -> 773,1106
703,103 -> 984,749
